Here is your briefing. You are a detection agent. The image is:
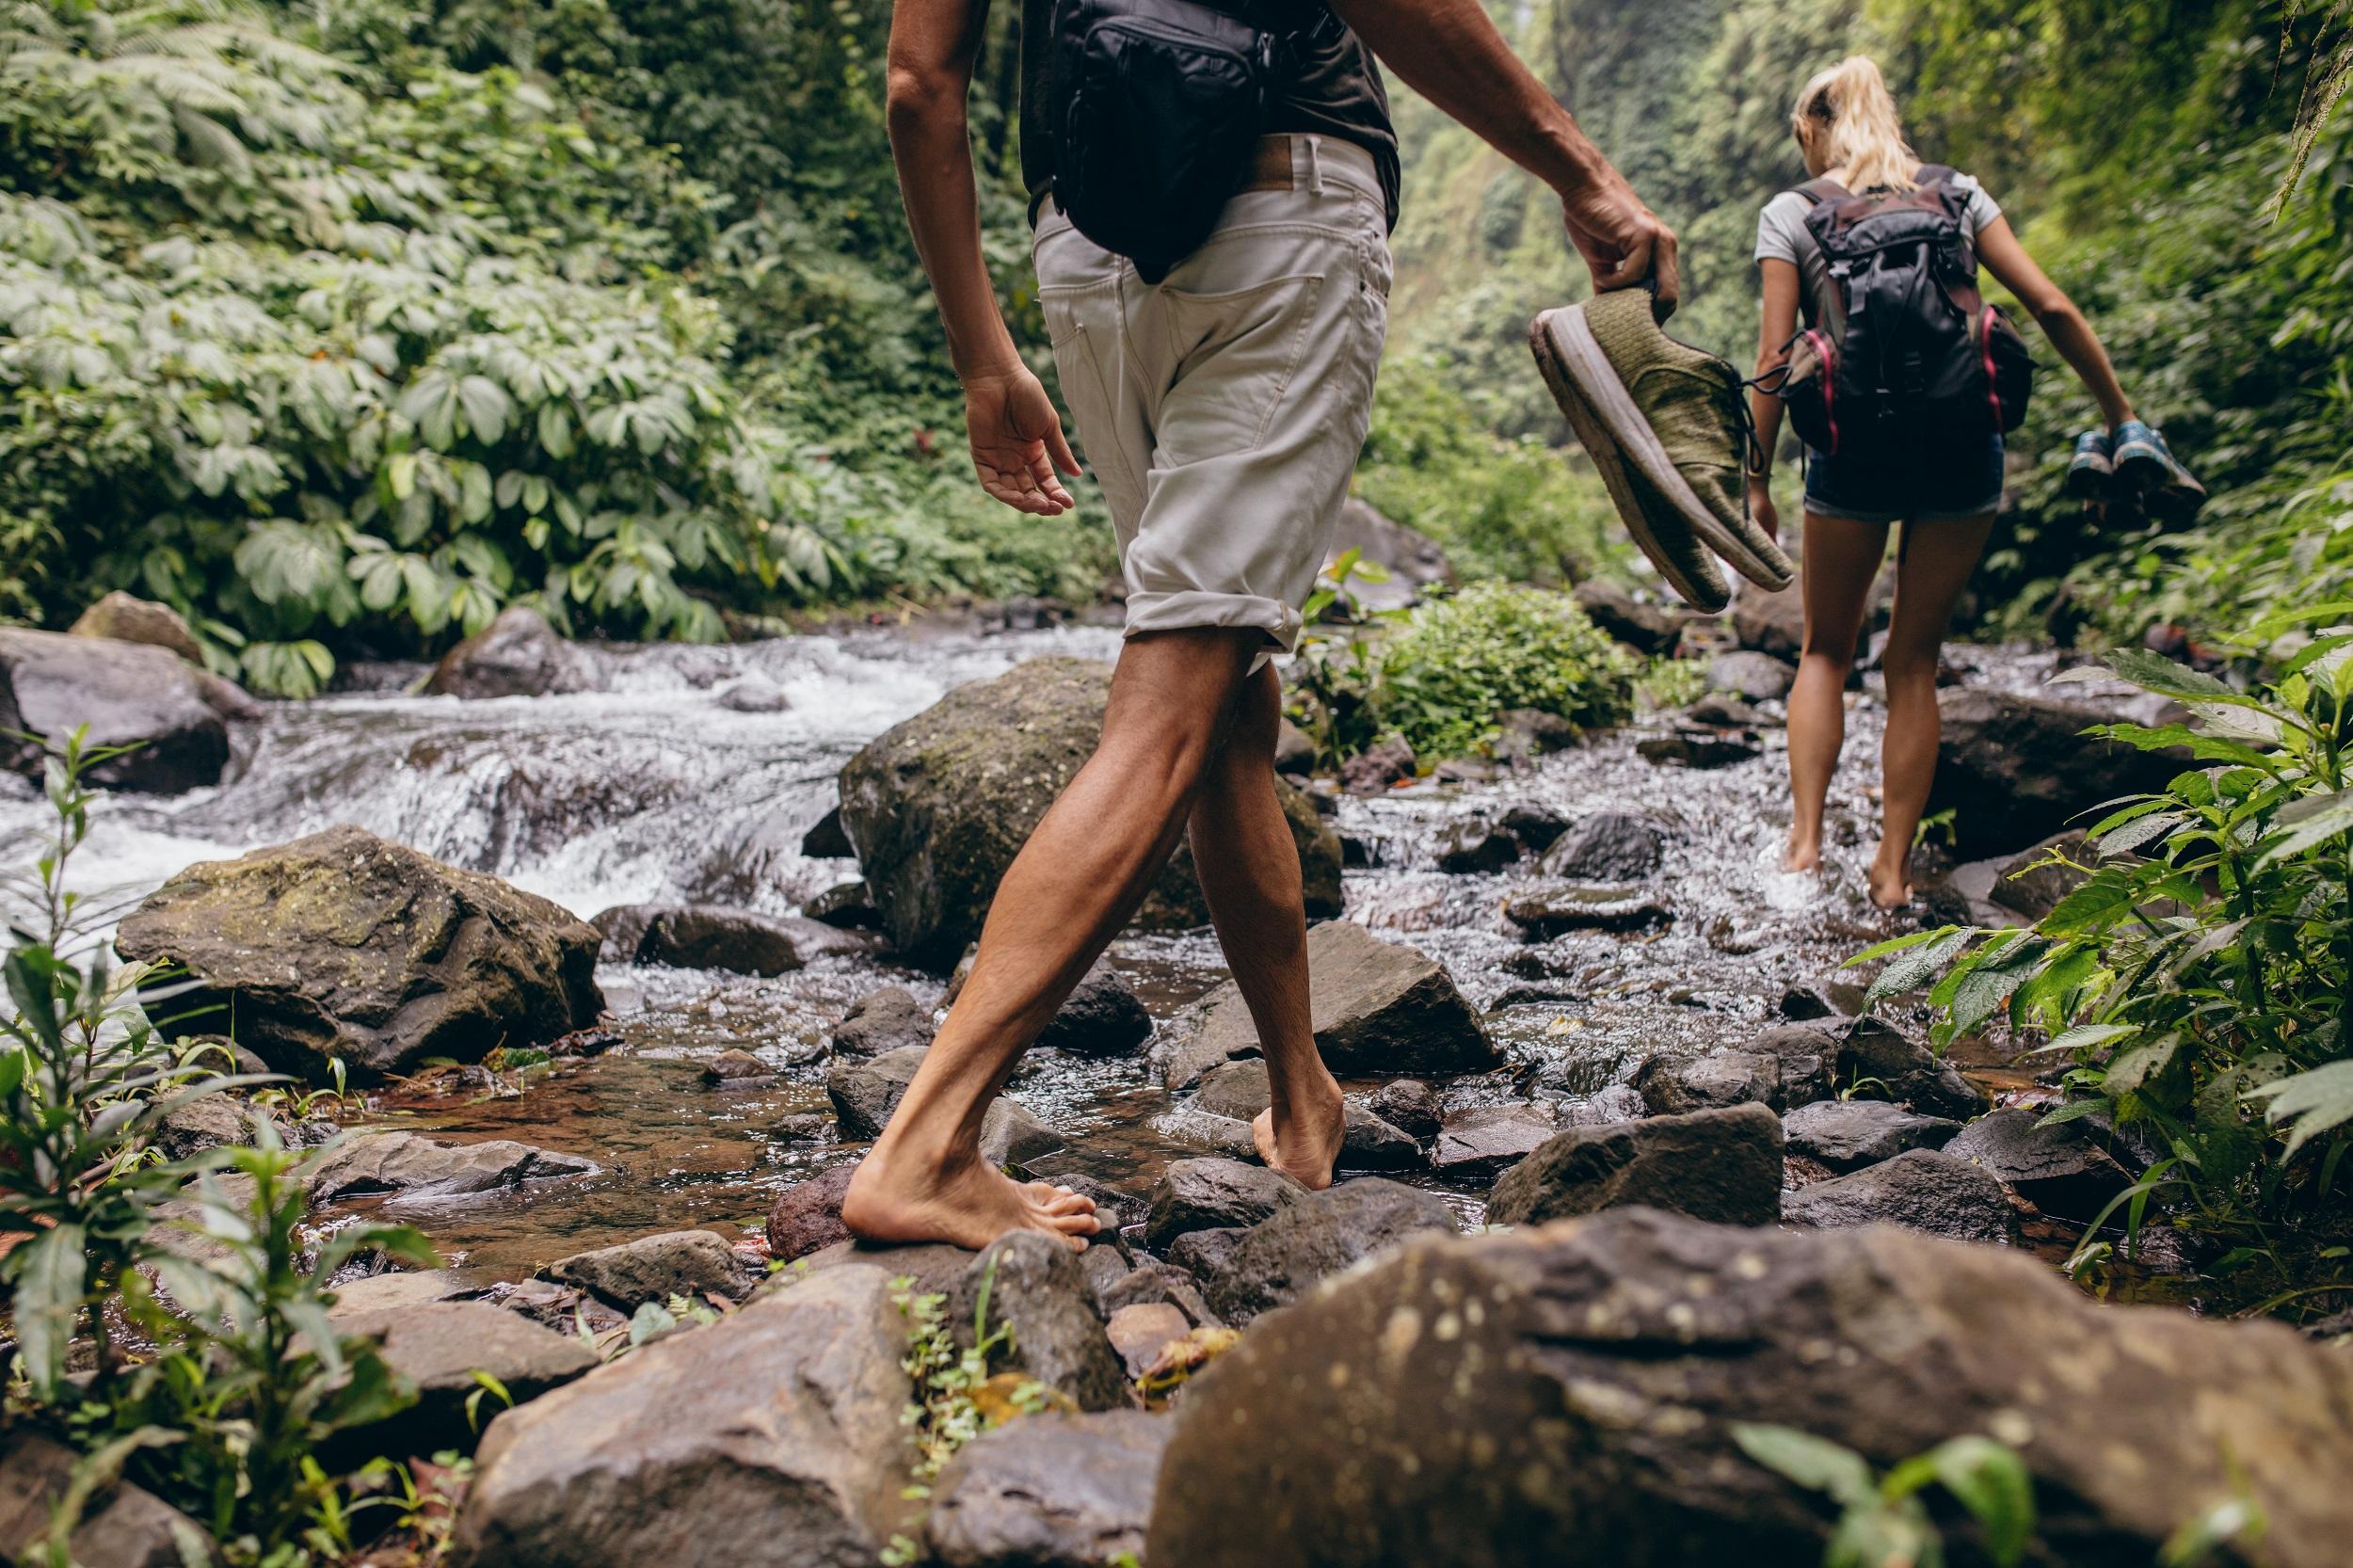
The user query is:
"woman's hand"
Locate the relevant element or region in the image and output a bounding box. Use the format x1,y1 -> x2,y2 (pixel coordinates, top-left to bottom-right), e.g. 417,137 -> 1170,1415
1747,474 -> 1781,541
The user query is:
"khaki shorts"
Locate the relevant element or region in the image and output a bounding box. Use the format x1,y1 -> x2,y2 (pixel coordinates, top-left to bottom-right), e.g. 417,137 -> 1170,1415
1032,135 -> 1392,661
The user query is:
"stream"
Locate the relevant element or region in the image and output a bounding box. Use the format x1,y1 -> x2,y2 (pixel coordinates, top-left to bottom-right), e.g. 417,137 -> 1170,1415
0,616 -> 2094,1287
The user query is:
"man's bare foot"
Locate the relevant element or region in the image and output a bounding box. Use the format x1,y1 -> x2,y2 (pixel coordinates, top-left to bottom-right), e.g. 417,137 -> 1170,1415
841,1144 -> 1099,1253
1252,1073 -> 1347,1190
1782,834 -> 1822,873
1867,857 -> 1913,910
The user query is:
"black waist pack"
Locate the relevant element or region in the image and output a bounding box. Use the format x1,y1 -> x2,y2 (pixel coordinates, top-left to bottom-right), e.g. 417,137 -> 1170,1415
1048,0 -> 1321,282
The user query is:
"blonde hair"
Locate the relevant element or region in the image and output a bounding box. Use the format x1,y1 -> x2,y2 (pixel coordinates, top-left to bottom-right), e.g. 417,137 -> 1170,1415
1793,56 -> 1918,194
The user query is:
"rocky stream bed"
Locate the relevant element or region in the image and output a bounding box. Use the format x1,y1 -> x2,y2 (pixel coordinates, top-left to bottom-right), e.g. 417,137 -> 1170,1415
5,594 -> 2348,1568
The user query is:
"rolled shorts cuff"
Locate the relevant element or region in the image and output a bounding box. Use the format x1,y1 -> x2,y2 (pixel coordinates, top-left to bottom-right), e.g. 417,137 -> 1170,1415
1123,589 -> 1301,655
1804,491 -> 2004,526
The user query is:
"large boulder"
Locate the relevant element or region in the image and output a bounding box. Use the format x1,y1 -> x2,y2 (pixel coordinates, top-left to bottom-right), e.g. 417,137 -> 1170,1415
1034,959 -> 1153,1056
592,904 -> 812,977
539,1230 -> 760,1311
0,1429 -> 209,1568
1927,689 -> 2186,858
328,1299 -> 599,1457
1572,580 -> 1684,656
424,606 -> 602,699
68,591 -> 206,664
1781,1148 -> 2012,1243
1486,1104 -> 1783,1227
1537,812 -> 1666,881
928,1411 -> 1170,1568
836,658 -> 1342,968
1943,1106 -> 2133,1221
1833,1016 -> 1984,1120
1167,921 -> 1496,1090
115,826 -> 603,1081
1147,1209 -> 2353,1568
0,627 -> 253,793
1201,1178 -> 1457,1326
451,1265 -> 918,1568
1327,498 -> 1457,612
947,1233 -> 1133,1413
1145,1158 -> 1303,1250
1782,1099 -> 1961,1172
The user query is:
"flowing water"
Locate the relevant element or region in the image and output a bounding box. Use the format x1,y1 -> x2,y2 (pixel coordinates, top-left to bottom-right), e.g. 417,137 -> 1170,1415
0,618 -> 2100,1287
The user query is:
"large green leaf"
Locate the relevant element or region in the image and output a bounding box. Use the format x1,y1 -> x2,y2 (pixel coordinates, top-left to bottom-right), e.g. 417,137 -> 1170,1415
10,1222 -> 88,1400
1731,1423 -> 1878,1509
2244,1060 -> 2353,1157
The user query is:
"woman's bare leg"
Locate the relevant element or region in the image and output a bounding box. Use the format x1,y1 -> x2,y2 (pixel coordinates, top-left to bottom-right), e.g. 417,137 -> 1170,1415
1783,512 -> 1889,872
1871,512 -> 1997,906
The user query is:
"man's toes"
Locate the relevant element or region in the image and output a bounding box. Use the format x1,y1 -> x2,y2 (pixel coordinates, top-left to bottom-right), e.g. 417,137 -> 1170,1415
1042,1192 -> 1096,1217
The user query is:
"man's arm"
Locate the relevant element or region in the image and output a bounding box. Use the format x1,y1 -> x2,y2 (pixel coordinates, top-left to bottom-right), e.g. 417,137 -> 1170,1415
888,0 -> 1078,515
1328,0 -> 1679,309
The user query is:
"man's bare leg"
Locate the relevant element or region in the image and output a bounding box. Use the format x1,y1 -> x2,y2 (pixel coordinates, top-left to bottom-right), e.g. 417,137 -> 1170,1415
841,628 -> 1265,1251
1186,664 -> 1345,1188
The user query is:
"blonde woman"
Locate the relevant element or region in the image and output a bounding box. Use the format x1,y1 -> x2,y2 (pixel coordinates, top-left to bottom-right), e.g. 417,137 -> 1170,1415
1746,56 -> 2141,908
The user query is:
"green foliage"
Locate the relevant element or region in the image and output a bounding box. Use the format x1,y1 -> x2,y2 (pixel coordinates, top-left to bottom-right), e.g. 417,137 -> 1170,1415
882,1261 -> 1048,1567
1732,1422 -> 2036,1568
1850,607 -> 2353,1293
1353,354 -> 1628,586
1289,583 -> 1641,767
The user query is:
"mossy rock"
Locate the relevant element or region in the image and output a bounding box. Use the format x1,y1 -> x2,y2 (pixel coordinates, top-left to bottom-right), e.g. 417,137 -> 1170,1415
116,825 -> 602,1081
837,658 -> 1343,968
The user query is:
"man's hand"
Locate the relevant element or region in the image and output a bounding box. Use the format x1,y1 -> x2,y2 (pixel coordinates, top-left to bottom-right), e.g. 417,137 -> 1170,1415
964,366 -> 1080,516
1562,177 -> 1681,315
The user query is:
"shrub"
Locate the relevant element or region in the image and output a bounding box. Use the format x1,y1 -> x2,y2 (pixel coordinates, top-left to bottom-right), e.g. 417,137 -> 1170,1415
1852,605 -> 2353,1307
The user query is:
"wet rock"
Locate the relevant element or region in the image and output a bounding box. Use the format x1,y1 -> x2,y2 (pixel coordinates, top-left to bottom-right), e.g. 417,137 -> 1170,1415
801,807 -> 856,859
1339,832 -> 1374,868
0,1429 -> 207,1568
716,675 -> 791,713
328,1269 -> 474,1313
1776,978 -> 1865,1020
702,1048 -> 773,1084
825,1048 -> 1062,1165
1834,1016 -> 1984,1120
1689,692 -> 1764,728
1035,959 -> 1152,1057
331,1300 -> 598,1455
1537,811 -> 1666,881
1365,1078 -> 1442,1141
592,903 -> 810,977
1436,818 -> 1521,874
1502,883 -> 1669,936
1187,1061 -> 1424,1172
1943,1106 -> 2133,1221
1169,921 -> 1496,1090
831,986 -> 936,1059
1732,577 -> 1806,659
765,1166 -> 856,1264
948,1233 -> 1133,1412
1493,708 -> 1579,764
1145,1208 -> 2353,1568
1106,1303 -> 1193,1380
805,879 -> 885,930
1204,1179 -> 1457,1326
1158,1103 -> 1258,1160
838,658 -> 1342,967
540,1229 -> 760,1311
1,628 -> 252,793
797,1239 -> 975,1300
1637,728 -> 1763,769
1145,1159 -> 1302,1250
1161,1226 -> 1248,1287
1099,1263 -> 1220,1329
776,1112 -> 833,1142
1430,1105 -> 1557,1183
452,1264 -> 918,1568
1708,650 -> 1797,702
152,1094 -> 269,1160
1989,828 -> 2092,920
929,1410 -> 1170,1568
1486,1103 -> 1784,1227
1782,1099 -> 1961,1171
425,607 -> 601,699
1573,580 -> 1684,656
309,1131 -> 598,1204
1497,804 -> 1570,853
1328,498 -> 1456,612
1928,689 -> 2187,858
116,826 -> 602,1082
1273,718 -> 1316,776
1634,1041 -> 1828,1117
1782,1148 -> 2012,1243
1339,733 -> 1417,793
69,590 -> 206,664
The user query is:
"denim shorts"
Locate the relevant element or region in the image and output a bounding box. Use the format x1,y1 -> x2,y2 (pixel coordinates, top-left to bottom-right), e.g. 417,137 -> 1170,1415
1804,434 -> 2005,524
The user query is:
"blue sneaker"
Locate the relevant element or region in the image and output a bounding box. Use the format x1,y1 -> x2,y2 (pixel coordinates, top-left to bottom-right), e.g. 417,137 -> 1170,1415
2065,428 -> 2113,500
2112,420 -> 2206,522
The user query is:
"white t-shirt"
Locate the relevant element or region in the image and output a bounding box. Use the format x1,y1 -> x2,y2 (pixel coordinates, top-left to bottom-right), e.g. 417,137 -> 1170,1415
1754,170 -> 2003,328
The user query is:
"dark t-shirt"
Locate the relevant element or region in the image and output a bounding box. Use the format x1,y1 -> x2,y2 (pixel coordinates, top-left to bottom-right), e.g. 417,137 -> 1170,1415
1018,0 -> 1402,227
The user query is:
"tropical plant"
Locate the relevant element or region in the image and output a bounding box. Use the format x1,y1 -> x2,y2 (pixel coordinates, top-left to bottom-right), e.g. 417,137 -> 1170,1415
1850,605 -> 2353,1302
1733,1422 -> 2036,1568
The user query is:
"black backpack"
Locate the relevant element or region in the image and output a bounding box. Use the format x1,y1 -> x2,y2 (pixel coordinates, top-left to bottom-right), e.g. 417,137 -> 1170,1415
1048,0 -> 1336,282
1771,167 -> 2032,458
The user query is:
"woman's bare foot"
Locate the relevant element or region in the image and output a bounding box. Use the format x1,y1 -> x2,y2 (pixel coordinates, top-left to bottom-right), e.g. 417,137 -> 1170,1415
1782,833 -> 1822,873
1252,1073 -> 1347,1190
1866,856 -> 1913,910
841,1143 -> 1099,1253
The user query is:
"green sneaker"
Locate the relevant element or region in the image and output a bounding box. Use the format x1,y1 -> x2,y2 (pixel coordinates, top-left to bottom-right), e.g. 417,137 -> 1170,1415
1530,290 -> 1793,606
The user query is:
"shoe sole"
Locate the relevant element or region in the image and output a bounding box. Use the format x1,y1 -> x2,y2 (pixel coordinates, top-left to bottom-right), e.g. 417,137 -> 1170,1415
1530,306 -> 1793,599
2064,459 -> 2112,501
2111,444 -> 2169,494
1528,310 -> 1727,611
